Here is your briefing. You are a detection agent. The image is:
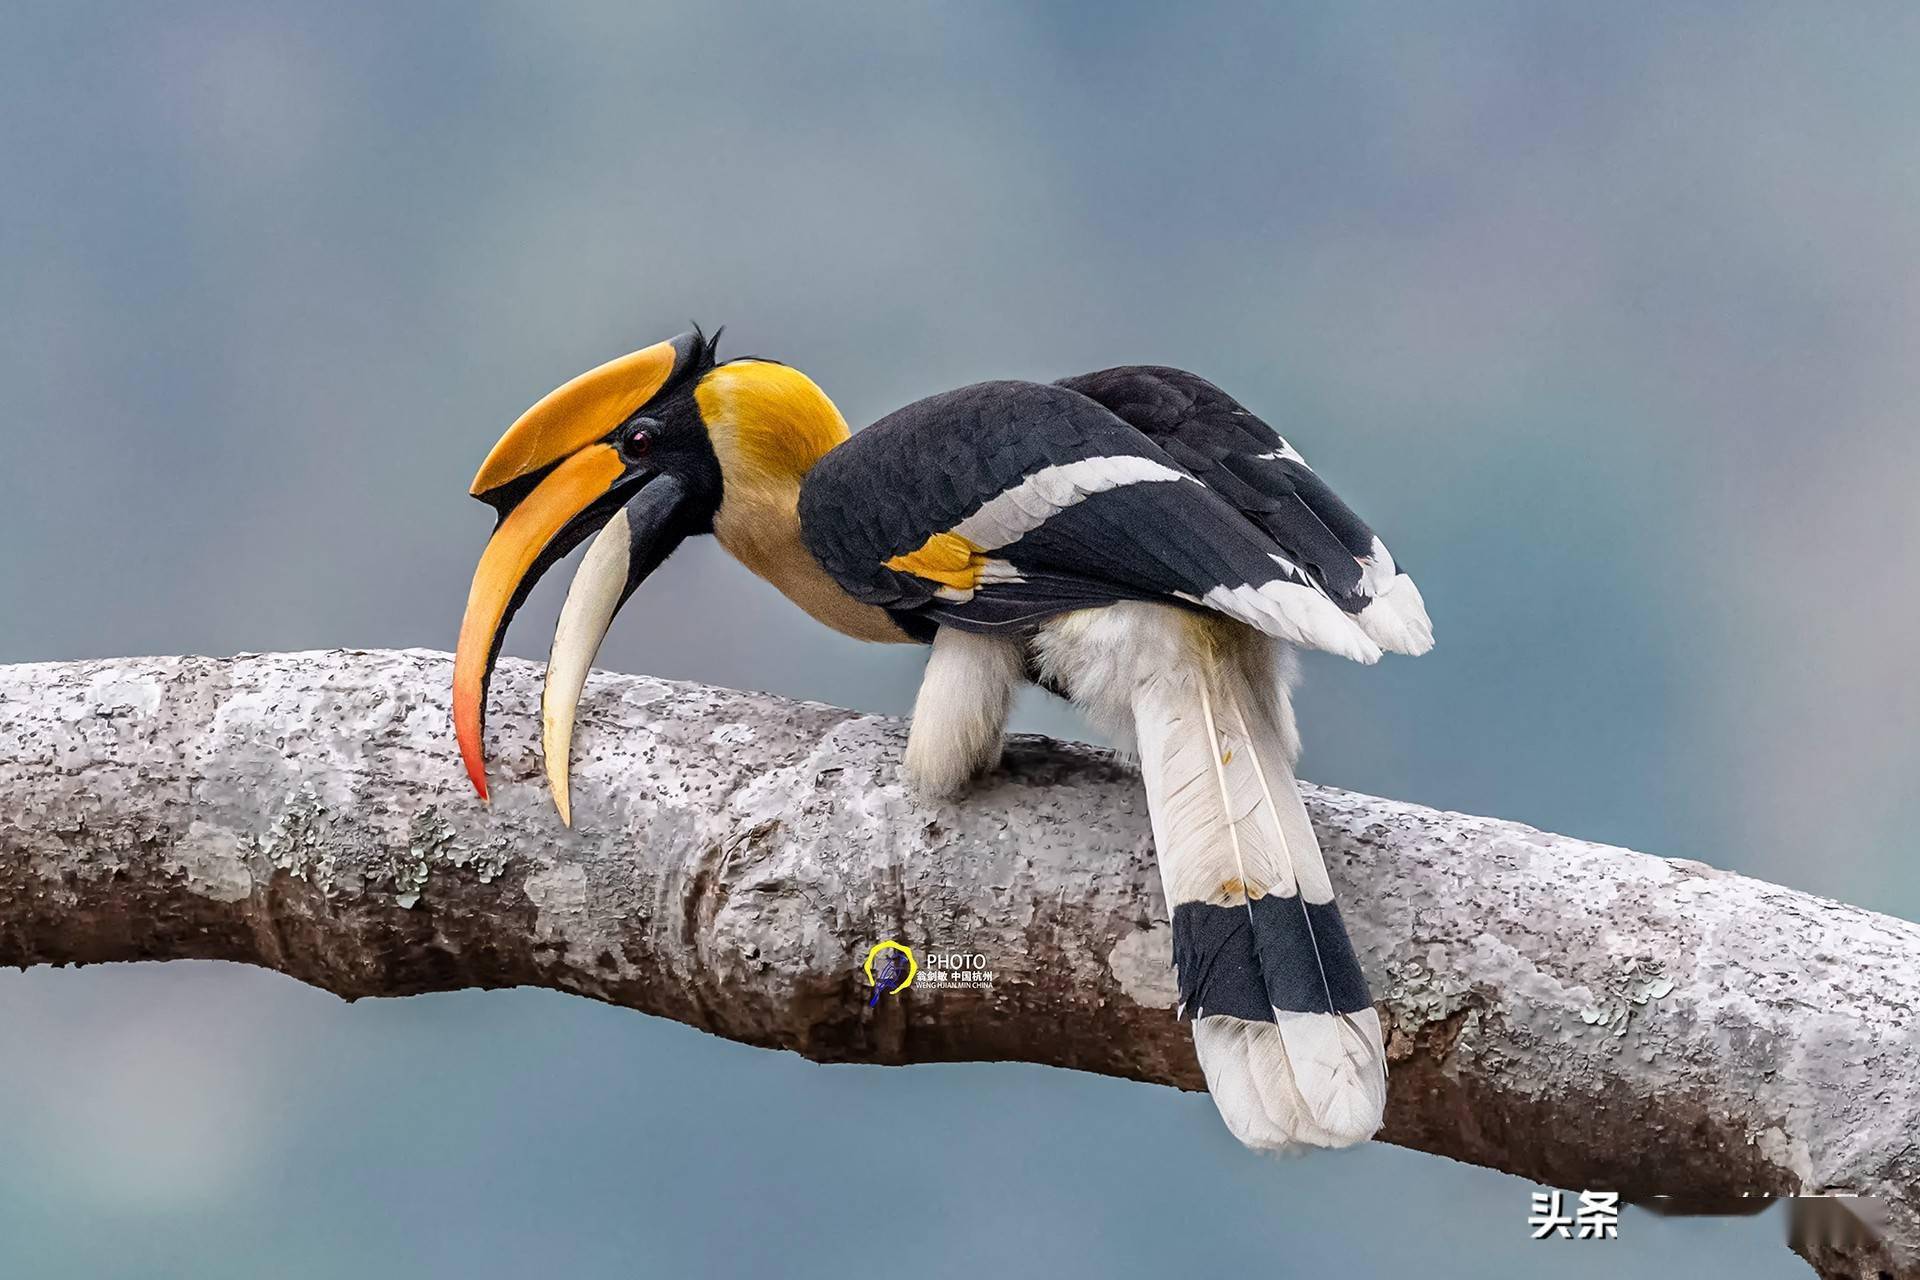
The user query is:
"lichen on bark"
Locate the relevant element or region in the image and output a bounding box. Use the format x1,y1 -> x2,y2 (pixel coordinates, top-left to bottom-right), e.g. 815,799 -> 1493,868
0,648 -> 1914,1278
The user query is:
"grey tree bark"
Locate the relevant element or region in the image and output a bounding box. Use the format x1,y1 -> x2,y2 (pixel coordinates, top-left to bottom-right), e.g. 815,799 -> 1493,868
0,649 -> 1913,1278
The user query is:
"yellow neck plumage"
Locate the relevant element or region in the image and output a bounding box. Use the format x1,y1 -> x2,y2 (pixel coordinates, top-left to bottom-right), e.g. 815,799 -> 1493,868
695,361 -> 911,643
696,359 -> 850,489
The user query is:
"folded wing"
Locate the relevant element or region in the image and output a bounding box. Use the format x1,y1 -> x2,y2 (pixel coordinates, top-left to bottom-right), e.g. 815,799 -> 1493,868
1058,365 -> 1432,657
799,375 -> 1430,660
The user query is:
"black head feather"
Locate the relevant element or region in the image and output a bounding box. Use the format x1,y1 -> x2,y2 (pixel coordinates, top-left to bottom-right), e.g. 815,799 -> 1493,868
689,321 -> 725,369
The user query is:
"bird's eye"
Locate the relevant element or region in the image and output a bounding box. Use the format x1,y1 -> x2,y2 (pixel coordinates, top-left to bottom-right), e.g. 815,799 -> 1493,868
621,418 -> 658,463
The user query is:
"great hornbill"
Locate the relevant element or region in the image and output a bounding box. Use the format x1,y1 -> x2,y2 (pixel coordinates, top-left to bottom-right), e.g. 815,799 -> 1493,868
454,327 -> 1433,1151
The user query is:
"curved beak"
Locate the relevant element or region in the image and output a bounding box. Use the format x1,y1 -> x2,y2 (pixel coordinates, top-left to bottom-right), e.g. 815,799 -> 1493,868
454,335 -> 698,804
541,474 -> 692,824
453,444 -> 630,800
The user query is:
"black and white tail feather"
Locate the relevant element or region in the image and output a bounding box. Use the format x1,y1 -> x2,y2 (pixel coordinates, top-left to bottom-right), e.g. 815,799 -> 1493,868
1032,604 -> 1388,1149
803,362 -> 1433,1150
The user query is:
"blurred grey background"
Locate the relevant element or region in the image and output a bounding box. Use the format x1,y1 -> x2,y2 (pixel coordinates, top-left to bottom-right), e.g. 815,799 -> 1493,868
3,3 -> 1916,1276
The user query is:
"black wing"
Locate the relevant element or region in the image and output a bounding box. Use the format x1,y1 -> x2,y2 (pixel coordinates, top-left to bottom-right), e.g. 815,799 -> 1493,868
798,376 -> 1428,660
1057,365 -> 1429,654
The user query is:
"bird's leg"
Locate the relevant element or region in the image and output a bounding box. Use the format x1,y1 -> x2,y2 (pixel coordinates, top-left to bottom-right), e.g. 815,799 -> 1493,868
903,627 -> 1025,796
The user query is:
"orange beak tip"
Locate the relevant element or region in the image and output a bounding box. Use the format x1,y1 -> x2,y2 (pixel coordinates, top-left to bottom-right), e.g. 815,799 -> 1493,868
456,734 -> 491,802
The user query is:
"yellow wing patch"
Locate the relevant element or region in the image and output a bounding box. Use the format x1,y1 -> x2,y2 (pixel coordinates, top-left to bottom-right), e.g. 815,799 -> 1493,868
885,530 -> 985,590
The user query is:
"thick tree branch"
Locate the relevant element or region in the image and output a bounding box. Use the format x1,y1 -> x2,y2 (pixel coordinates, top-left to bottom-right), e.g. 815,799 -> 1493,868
0,650 -> 1914,1276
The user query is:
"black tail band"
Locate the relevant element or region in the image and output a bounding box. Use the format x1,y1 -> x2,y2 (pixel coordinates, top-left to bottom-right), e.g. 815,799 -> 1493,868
1172,895 -> 1373,1020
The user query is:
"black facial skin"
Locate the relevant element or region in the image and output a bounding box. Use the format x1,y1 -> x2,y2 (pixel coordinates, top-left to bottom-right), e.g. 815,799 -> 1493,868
619,416 -> 660,463
610,471 -> 694,610
606,377 -> 724,534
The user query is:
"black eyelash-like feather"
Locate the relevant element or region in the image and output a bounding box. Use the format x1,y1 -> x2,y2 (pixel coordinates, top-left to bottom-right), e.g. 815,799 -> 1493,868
690,321 -> 725,367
